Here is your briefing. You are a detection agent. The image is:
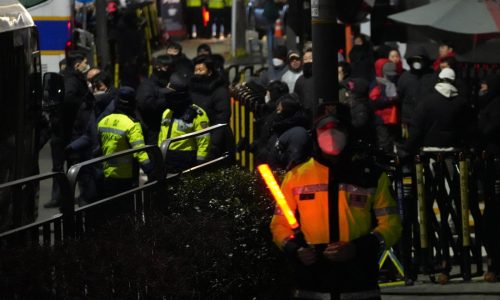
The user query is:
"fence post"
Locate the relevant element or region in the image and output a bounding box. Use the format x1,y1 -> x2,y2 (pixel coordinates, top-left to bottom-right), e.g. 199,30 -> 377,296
415,154 -> 431,277
58,172 -> 75,239
459,152 -> 471,281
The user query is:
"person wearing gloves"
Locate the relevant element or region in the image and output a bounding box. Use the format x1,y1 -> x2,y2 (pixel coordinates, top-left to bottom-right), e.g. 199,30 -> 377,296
158,72 -> 210,173
270,111 -> 402,300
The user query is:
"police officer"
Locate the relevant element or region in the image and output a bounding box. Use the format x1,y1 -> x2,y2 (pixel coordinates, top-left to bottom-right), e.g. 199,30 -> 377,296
185,0 -> 203,38
97,87 -> 153,199
270,112 -> 402,300
208,0 -> 225,38
158,73 -> 210,173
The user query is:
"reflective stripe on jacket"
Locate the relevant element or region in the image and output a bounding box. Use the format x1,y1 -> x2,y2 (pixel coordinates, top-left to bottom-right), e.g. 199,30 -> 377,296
270,157 -> 401,249
157,104 -> 210,161
98,113 -> 150,179
208,0 -> 225,9
187,0 -> 202,7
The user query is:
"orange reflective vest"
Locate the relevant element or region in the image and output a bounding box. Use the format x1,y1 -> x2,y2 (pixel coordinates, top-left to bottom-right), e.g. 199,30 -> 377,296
270,157 -> 401,249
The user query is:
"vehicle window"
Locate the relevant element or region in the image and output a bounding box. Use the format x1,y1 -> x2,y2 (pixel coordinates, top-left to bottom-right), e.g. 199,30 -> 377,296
19,0 -> 48,9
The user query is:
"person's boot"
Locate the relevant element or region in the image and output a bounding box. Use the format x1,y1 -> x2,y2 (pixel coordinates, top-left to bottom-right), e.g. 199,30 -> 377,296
484,271 -> 497,282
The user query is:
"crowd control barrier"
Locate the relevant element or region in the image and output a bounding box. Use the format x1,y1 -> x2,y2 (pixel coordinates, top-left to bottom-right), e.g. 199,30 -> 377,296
392,149 -> 497,284
0,124 -> 229,249
230,82 -> 496,285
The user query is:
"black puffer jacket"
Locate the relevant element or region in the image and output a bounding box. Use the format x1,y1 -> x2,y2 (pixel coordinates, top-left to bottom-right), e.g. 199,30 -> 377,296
263,104 -> 311,170
397,69 -> 435,124
190,73 -> 231,158
58,69 -> 90,142
404,87 -> 469,153
136,74 -> 168,144
477,74 -> 500,154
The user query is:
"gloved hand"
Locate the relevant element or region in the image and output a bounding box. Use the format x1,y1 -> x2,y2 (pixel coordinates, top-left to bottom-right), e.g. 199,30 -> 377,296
297,247 -> 317,266
323,241 -> 356,262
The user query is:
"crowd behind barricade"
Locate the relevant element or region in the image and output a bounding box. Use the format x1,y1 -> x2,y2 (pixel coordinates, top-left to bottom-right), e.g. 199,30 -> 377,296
34,16 -> 500,292
230,34 -> 500,287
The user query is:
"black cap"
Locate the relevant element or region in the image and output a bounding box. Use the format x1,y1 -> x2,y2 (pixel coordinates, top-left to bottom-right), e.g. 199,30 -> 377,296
118,86 -> 135,105
165,72 -> 190,95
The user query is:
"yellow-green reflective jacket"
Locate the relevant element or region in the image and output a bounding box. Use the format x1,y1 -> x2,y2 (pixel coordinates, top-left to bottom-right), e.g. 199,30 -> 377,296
224,0 -> 232,7
157,104 -> 210,161
97,113 -> 150,179
208,0 -> 224,9
271,158 -> 402,250
187,0 -> 202,7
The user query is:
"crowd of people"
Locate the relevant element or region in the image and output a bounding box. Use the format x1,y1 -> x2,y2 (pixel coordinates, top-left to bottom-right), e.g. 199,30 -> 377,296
42,42 -> 232,209
40,26 -> 500,297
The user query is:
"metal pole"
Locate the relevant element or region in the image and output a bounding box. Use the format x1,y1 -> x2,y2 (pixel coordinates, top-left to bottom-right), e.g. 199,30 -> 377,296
96,0 -> 110,68
311,0 -> 338,119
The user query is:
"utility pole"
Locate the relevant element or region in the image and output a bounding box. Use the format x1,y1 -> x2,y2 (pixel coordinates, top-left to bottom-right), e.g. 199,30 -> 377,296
95,0 -> 110,68
311,0 -> 338,118
231,0 -> 247,58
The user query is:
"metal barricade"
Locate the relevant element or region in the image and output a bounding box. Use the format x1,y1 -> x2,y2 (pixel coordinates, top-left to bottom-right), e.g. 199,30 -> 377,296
0,124 -> 230,249
407,149 -> 485,283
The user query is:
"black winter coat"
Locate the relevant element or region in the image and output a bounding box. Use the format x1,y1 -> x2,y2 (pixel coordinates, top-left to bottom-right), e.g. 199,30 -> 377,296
136,75 -> 168,144
397,70 -> 435,124
58,69 -> 90,143
404,89 -> 469,153
293,74 -> 314,121
189,73 -> 231,158
477,74 -> 500,154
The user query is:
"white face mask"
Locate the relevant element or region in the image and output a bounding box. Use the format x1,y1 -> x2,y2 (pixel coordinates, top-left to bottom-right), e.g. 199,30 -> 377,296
79,64 -> 90,74
412,62 -> 422,70
93,90 -> 106,96
265,93 -> 271,103
272,58 -> 284,67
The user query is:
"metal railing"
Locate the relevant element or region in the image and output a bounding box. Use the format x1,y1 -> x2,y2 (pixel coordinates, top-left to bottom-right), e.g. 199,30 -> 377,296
0,124 -> 229,248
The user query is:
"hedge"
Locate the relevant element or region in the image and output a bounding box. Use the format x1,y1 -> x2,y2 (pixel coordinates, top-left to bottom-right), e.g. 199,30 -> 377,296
0,166 -> 293,299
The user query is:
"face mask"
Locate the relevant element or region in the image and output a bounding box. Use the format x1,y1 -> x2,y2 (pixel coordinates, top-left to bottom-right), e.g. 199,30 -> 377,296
412,62 -> 422,70
93,90 -> 106,96
79,64 -> 90,74
316,127 -> 347,156
272,58 -> 284,67
302,63 -> 313,77
265,93 -> 271,103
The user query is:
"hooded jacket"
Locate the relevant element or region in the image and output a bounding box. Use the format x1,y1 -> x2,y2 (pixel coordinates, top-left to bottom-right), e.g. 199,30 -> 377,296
369,59 -> 398,125
404,83 -> 469,153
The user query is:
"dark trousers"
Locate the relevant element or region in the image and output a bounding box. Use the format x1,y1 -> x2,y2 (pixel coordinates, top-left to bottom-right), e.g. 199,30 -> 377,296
223,7 -> 231,36
87,177 -> 136,229
483,157 -> 500,273
165,150 -> 196,173
185,7 -> 204,38
209,8 -> 225,37
50,135 -> 69,203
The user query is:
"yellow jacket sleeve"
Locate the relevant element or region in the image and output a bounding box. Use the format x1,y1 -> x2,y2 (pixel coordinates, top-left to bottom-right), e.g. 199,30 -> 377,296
193,108 -> 211,160
372,172 -> 402,249
128,122 -> 150,165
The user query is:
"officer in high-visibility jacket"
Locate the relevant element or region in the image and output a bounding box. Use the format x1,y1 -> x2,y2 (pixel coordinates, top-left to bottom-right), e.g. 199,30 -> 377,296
185,0 -> 203,38
270,112 -> 402,300
97,86 -> 153,198
158,72 -> 210,173
208,0 -> 225,38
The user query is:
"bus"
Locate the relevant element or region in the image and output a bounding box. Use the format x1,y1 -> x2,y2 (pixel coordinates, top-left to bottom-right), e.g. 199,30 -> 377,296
20,0 -> 72,73
0,0 -> 43,231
